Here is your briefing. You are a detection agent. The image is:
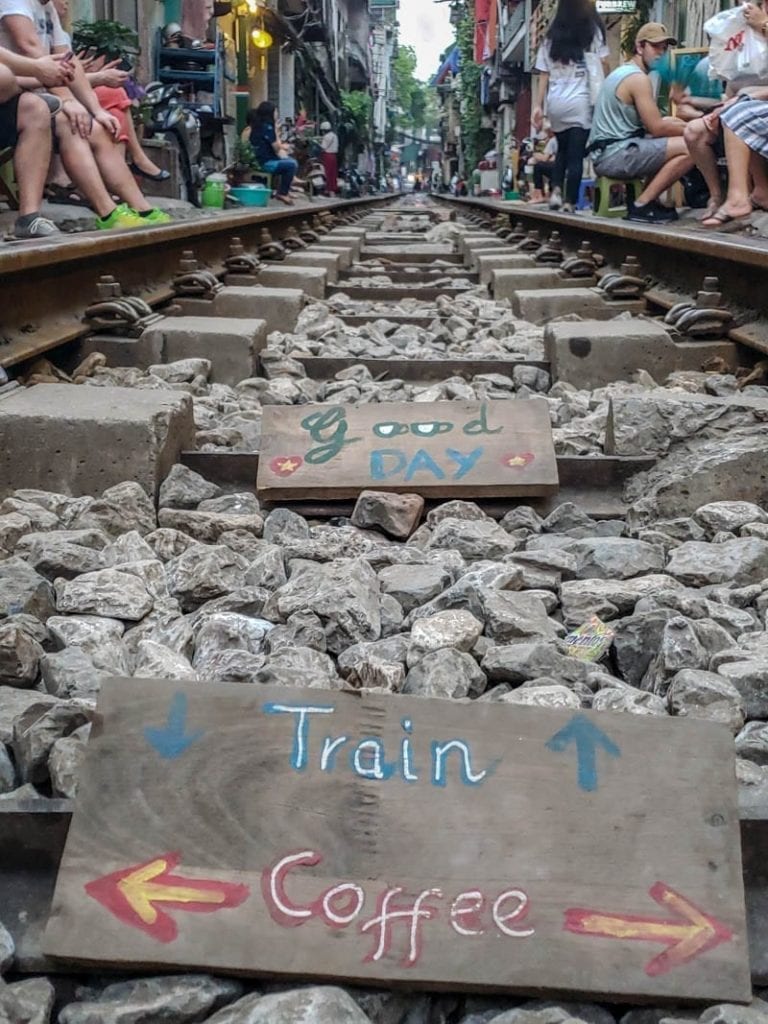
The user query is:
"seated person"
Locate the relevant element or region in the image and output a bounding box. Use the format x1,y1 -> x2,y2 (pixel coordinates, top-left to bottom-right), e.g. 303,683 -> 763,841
529,124 -> 558,202
246,100 -> 298,205
702,88 -> 768,226
587,22 -> 694,223
0,0 -> 170,227
0,45 -> 72,236
685,2 -> 768,218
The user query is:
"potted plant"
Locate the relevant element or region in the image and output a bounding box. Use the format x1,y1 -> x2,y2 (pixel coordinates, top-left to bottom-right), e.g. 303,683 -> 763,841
71,19 -> 139,62
227,138 -> 260,186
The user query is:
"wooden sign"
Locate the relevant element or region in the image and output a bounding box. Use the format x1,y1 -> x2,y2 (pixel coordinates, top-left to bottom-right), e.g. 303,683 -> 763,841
256,399 -> 558,500
44,679 -> 749,1002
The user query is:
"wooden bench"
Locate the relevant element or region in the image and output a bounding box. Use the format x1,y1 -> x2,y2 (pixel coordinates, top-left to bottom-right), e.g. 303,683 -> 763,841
0,148 -> 19,210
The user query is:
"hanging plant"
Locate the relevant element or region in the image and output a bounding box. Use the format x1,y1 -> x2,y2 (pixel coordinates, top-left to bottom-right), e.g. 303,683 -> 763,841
456,5 -> 482,172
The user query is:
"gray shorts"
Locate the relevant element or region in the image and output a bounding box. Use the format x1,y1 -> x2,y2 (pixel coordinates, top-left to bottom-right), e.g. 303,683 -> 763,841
592,137 -> 668,179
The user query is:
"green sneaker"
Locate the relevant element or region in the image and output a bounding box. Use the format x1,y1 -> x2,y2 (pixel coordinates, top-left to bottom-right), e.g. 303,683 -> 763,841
138,207 -> 173,225
95,203 -> 144,230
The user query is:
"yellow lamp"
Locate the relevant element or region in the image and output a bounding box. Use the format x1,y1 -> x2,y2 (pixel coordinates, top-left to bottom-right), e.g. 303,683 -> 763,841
251,26 -> 272,68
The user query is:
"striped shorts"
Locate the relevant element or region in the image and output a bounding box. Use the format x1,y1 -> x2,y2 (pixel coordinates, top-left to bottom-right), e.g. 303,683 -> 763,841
720,98 -> 768,160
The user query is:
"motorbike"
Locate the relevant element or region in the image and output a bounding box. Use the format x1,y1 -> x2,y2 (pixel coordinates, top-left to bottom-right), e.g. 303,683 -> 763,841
142,82 -> 204,206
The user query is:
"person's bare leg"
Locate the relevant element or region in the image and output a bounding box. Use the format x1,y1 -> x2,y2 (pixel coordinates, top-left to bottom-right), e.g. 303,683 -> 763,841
0,65 -> 15,104
703,128 -> 752,222
88,121 -> 153,211
13,92 -> 51,216
54,114 -> 118,218
634,138 -> 694,204
123,116 -> 164,176
683,118 -> 722,213
749,152 -> 768,209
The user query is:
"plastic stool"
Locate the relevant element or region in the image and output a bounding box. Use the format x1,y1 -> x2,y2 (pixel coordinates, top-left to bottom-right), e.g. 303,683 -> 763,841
593,177 -> 644,218
577,177 -> 595,210
250,169 -> 275,191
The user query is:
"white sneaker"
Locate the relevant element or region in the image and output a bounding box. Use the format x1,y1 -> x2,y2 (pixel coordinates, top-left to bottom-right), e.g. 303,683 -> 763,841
549,189 -> 562,210
14,215 -> 59,238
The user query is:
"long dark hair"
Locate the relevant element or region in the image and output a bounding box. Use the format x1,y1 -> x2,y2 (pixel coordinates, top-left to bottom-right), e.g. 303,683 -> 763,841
248,101 -> 276,129
546,0 -> 605,63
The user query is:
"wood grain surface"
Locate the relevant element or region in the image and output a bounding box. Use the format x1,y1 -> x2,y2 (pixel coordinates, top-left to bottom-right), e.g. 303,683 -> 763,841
256,399 -> 558,500
44,679 -> 749,1002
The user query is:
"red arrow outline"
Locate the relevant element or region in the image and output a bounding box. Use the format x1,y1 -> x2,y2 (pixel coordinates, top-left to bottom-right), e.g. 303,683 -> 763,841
564,881 -> 734,976
85,852 -> 250,942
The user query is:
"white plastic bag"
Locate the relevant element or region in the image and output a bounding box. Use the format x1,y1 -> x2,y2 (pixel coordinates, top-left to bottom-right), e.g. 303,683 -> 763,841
704,5 -> 768,82
585,51 -> 605,107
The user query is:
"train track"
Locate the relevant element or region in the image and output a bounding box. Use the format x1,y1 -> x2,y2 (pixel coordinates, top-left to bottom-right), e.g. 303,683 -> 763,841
1,196 -> 767,991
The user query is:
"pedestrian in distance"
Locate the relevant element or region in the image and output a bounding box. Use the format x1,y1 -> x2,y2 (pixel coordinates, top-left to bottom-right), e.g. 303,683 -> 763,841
532,0 -> 610,213
247,100 -> 298,205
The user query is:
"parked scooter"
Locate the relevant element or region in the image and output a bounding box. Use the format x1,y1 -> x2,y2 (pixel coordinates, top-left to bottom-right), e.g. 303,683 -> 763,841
142,82 -> 204,206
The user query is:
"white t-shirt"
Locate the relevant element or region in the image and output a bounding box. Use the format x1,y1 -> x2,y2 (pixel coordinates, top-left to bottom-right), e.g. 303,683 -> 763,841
320,130 -> 339,154
535,32 -> 609,132
0,0 -> 69,53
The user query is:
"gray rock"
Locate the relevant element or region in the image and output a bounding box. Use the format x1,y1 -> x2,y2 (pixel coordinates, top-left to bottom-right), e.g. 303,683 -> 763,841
500,506 -> 544,535
0,743 -> 15,793
159,464 -> 221,510
254,646 -> 343,688
567,538 -> 664,581
101,531 -> 156,568
193,613 -> 273,679
198,493 -> 260,515
1,977 -> 55,1024
204,988 -> 372,1024
267,559 -> 381,655
523,1000 -> 615,1024
352,490 -> 424,540
426,500 -> 489,526
407,563 -> 523,624
404,647 -> 486,699
12,700 -> 91,784
244,545 -> 287,591
694,501 -> 768,535
157,508 -> 264,544
500,683 -> 581,710
15,530 -> 107,580
666,539 -> 768,586
262,507 -> 310,545
658,616 -> 708,676
264,610 -> 327,654
378,563 -> 451,614
0,687 -> 58,745
47,615 -> 129,675
481,590 -> 562,643
48,723 -> 90,798
717,660 -> 768,720
0,622 -> 42,688
379,593 -> 404,637
167,544 -> 249,611
542,502 -> 596,533
0,920 -> 14,974
591,688 -> 667,715
134,640 -> 197,681
560,575 -> 682,626
59,975 -> 244,1024
426,518 -> 519,561
408,609 -> 484,665
0,558 -> 55,621
145,528 -> 198,562
55,569 -> 154,622
667,669 -> 745,733
71,481 -> 156,537
482,641 -> 612,690
735,721 -> 768,765
613,611 -> 671,687
699,1003 -> 768,1024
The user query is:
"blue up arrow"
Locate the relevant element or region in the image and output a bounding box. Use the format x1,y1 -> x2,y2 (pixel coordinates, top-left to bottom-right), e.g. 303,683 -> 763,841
144,692 -> 204,759
545,714 -> 620,792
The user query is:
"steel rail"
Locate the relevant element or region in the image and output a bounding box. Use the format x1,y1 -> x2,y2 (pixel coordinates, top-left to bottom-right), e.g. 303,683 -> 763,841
0,195 -> 393,368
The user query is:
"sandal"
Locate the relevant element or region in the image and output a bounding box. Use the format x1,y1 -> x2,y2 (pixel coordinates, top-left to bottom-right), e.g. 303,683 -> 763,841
701,206 -> 751,229
275,194 -> 294,205
44,183 -> 89,207
129,162 -> 171,182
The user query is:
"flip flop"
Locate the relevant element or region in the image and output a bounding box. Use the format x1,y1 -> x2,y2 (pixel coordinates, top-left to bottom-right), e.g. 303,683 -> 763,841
750,197 -> 768,213
44,183 -> 89,207
701,206 -> 751,230
129,162 -> 171,182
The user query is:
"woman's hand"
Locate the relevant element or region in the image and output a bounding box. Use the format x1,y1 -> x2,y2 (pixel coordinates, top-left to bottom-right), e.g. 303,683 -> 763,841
531,106 -> 544,131
91,59 -> 130,88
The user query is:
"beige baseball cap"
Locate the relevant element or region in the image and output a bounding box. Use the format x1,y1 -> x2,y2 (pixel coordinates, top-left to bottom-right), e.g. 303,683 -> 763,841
636,22 -> 678,45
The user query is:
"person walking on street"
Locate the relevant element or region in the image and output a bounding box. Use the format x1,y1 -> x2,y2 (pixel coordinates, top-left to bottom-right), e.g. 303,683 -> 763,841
532,0 -> 609,212
319,119 -> 338,196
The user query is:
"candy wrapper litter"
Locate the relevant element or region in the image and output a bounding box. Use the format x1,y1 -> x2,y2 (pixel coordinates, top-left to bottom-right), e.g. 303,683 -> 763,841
563,615 -> 615,662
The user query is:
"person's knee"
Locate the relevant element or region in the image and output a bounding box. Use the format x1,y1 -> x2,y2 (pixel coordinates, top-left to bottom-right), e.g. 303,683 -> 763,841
17,92 -> 50,132
287,158 -> 298,173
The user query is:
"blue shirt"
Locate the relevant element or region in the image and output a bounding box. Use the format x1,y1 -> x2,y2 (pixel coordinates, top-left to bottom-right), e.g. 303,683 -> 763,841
250,121 -> 277,165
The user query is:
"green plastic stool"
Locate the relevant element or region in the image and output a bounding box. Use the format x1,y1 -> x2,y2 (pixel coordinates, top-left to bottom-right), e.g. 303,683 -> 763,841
593,177 -> 644,218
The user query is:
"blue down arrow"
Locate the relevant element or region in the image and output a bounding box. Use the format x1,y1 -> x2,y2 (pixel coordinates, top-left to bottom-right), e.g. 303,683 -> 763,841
545,714 -> 621,792
144,692 -> 204,759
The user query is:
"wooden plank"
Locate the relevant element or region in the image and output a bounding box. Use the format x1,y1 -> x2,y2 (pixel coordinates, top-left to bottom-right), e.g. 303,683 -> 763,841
43,679 -> 750,1001
256,399 -> 559,501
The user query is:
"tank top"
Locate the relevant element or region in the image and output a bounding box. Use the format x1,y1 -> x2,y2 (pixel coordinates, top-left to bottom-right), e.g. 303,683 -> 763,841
587,64 -> 645,157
